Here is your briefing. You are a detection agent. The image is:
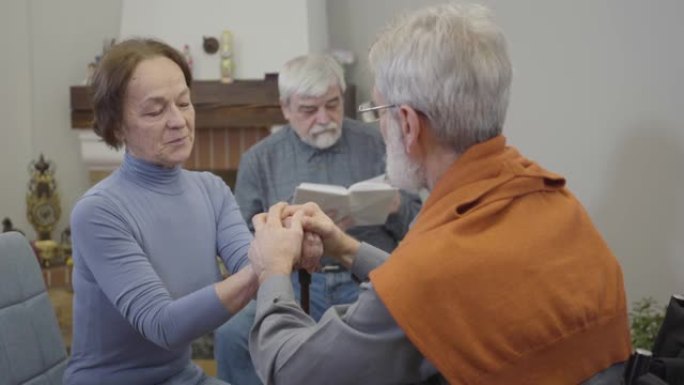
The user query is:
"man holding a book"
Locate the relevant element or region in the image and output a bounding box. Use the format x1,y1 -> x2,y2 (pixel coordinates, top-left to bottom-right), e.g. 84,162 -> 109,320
245,3 -> 632,385
213,53 -> 422,385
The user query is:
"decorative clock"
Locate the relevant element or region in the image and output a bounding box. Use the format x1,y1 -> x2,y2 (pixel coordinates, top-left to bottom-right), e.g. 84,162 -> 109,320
26,154 -> 61,241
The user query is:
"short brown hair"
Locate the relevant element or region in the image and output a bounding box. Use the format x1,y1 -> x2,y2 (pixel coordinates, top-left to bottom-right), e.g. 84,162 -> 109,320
91,38 -> 192,149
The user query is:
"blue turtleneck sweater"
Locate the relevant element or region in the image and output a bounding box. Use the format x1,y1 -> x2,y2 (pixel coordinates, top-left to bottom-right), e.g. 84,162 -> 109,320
64,153 -> 252,385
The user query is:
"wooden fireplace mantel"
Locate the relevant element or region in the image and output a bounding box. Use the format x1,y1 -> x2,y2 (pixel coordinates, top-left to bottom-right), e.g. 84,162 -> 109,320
69,75 -> 356,182
70,75 -> 287,130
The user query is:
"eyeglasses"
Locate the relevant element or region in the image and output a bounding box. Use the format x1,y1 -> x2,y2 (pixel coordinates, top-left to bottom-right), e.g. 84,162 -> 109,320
357,101 -> 397,123
358,102 -> 397,114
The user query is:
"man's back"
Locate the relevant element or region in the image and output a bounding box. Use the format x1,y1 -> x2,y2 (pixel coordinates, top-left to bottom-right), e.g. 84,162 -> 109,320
371,137 -> 631,384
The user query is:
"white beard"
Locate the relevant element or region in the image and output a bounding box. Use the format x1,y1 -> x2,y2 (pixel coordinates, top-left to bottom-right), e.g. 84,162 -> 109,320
302,122 -> 342,149
385,116 -> 425,193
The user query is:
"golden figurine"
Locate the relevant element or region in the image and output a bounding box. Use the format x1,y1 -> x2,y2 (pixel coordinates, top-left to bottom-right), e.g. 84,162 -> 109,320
60,227 -> 73,266
220,29 -> 234,83
26,154 -> 61,241
34,239 -> 59,267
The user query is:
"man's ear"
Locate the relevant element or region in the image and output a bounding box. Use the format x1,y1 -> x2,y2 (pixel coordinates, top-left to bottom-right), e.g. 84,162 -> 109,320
396,105 -> 423,156
280,101 -> 291,121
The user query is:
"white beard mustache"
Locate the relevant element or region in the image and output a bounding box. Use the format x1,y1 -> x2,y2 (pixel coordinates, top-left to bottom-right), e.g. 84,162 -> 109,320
385,117 -> 425,193
302,122 -> 342,149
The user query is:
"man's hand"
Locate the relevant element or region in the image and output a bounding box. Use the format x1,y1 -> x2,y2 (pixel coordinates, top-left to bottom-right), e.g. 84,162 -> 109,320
298,231 -> 323,273
284,203 -> 360,268
249,202 -> 304,284
283,216 -> 323,274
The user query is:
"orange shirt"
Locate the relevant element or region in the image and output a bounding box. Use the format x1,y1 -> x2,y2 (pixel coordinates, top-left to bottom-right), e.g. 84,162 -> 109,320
371,136 -> 631,384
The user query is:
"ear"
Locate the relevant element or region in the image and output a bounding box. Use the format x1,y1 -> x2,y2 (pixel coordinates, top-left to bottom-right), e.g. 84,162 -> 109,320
280,101 -> 292,121
396,105 -> 423,156
114,125 -> 126,144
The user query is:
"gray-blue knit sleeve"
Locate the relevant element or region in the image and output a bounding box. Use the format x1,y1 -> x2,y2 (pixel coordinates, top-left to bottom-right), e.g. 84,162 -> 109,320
71,194 -> 232,350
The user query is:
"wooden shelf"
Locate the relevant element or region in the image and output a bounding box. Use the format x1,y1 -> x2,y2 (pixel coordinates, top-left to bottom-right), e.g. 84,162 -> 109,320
69,75 -> 356,174
70,76 -> 287,130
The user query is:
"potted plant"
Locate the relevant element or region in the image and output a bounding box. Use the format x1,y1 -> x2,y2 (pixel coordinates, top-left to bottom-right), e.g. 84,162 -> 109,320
630,297 -> 666,350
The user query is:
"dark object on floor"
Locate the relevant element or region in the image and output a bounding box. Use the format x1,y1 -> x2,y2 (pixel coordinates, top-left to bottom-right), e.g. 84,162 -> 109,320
192,333 -> 214,359
624,295 -> 684,385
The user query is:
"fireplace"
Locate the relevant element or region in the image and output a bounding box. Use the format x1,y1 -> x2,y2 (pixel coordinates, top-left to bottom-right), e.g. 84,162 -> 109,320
70,75 -> 355,187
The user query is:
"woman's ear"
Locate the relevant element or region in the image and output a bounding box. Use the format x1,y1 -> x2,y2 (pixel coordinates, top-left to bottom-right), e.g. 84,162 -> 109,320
396,105 -> 423,155
115,126 -> 126,145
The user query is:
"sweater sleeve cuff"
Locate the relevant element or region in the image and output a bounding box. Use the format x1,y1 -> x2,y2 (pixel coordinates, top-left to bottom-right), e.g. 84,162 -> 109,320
255,274 -> 297,316
351,242 -> 389,281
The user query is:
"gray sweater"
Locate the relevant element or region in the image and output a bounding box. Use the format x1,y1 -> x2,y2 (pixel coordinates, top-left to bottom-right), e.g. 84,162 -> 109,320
65,152 -> 251,385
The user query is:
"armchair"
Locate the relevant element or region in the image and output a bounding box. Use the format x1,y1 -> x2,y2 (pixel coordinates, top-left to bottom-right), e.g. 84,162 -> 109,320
0,232 -> 67,385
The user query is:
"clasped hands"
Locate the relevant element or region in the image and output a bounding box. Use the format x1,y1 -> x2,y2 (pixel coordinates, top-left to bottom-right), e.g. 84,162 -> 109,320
248,202 -> 360,285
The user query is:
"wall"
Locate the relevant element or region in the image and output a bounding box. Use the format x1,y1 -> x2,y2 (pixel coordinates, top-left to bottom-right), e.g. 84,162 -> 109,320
0,1 -> 33,236
306,0 -> 330,54
3,0 -> 681,307
120,0 -> 328,80
0,0 -> 123,240
1,0 -> 327,241
328,0 -> 684,306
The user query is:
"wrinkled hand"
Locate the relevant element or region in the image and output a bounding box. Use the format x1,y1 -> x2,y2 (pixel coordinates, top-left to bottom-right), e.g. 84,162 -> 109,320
249,202 -> 304,284
299,232 -> 323,273
283,216 -> 323,273
284,203 -> 359,261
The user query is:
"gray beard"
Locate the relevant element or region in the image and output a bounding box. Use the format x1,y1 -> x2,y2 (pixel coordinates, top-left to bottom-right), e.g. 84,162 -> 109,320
385,119 -> 425,193
302,123 -> 341,149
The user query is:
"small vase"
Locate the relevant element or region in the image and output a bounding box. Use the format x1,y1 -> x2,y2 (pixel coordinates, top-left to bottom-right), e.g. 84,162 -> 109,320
220,30 -> 234,83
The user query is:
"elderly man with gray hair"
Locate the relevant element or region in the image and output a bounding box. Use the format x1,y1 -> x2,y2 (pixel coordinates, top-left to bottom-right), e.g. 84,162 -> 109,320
213,53 -> 421,384
246,3 -> 632,385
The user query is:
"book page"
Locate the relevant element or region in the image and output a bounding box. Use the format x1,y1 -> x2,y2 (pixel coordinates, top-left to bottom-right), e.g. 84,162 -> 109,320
348,188 -> 396,226
349,174 -> 393,192
293,176 -> 398,226
296,183 -> 349,196
348,174 -> 397,226
293,183 -> 351,219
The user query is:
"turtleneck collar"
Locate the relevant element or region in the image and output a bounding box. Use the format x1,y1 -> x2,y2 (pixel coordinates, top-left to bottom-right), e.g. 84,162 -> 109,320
119,151 -> 185,195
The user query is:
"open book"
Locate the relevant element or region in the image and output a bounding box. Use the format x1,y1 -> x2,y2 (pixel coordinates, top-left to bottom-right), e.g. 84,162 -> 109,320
293,176 -> 398,226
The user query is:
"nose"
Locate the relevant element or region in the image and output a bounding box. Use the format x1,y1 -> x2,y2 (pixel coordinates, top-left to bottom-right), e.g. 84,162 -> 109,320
166,104 -> 186,129
314,107 -> 331,125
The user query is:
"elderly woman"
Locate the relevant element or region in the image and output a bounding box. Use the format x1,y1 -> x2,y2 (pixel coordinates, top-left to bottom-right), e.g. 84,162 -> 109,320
64,39 -> 258,385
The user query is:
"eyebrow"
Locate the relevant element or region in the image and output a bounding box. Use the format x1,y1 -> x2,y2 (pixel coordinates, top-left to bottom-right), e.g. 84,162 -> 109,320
298,96 -> 340,109
141,88 -> 190,106
325,96 -> 340,105
141,97 -> 166,107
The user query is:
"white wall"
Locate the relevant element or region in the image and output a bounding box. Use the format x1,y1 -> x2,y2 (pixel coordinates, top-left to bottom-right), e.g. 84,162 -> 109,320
328,0 -> 684,306
2,0 -> 327,240
120,0 -> 328,80
307,0 -> 330,53
0,0 -> 123,240
0,1 -> 33,235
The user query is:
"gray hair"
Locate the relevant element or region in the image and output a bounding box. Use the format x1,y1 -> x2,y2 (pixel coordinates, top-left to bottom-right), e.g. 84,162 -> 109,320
278,54 -> 347,105
369,3 -> 512,154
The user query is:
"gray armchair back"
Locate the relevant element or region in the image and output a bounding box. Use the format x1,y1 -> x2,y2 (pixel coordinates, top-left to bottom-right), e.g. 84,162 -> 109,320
0,231 -> 67,385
